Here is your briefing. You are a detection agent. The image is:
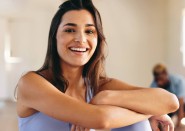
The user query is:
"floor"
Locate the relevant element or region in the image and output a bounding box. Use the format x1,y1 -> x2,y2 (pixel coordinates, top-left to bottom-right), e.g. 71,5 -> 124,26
0,101 -> 185,131
0,101 -> 18,131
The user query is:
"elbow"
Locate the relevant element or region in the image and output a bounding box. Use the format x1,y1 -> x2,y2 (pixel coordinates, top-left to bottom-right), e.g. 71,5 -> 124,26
96,120 -> 109,129
156,88 -> 179,114
94,109 -> 110,129
97,117 -> 110,129
167,93 -> 179,112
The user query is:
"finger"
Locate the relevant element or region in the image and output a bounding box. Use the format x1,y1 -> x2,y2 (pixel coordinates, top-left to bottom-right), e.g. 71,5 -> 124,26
151,121 -> 160,131
153,127 -> 160,131
152,125 -> 160,131
162,124 -> 168,131
71,125 -> 76,131
75,126 -> 81,131
163,118 -> 174,131
158,122 -> 164,131
84,128 -> 90,131
169,120 -> 174,131
152,122 -> 160,131
79,126 -> 85,131
169,123 -> 174,131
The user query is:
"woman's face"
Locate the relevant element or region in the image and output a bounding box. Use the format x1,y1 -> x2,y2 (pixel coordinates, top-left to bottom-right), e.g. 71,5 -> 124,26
56,10 -> 98,68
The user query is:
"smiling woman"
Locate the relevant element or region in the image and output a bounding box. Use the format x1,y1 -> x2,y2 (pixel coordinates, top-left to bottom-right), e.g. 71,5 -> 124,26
56,10 -> 97,68
16,0 -> 179,131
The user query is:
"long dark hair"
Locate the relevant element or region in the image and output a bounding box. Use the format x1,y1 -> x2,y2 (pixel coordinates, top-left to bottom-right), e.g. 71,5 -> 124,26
37,0 -> 107,94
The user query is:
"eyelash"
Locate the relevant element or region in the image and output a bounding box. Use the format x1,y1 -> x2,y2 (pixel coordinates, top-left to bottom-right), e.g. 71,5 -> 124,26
64,29 -> 95,35
85,30 -> 94,34
64,29 -> 75,33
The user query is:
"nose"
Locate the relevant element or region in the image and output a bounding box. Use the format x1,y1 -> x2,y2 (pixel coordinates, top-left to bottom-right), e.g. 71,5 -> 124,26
74,31 -> 87,44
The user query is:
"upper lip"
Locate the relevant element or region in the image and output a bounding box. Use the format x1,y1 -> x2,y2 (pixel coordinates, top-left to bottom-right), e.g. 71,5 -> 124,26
69,46 -> 89,49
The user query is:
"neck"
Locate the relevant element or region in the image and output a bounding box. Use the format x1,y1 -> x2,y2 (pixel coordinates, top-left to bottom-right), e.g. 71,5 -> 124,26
61,62 -> 84,88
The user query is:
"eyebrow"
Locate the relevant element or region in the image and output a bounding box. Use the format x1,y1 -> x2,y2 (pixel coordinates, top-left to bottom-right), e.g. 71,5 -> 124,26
63,23 -> 95,27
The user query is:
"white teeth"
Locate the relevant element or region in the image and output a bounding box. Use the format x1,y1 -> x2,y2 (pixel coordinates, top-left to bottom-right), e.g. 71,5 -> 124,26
70,47 -> 87,52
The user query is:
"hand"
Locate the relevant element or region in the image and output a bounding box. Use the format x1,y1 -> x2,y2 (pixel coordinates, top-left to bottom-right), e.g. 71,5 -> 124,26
149,115 -> 174,131
149,117 -> 160,131
71,125 -> 90,131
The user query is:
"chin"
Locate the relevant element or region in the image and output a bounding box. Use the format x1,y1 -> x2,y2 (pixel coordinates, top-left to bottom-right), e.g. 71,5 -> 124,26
69,61 -> 89,67
61,58 -> 90,68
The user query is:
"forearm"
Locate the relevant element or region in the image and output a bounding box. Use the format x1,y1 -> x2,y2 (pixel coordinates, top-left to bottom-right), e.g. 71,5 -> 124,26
92,88 -> 179,116
97,105 -> 151,129
178,98 -> 184,123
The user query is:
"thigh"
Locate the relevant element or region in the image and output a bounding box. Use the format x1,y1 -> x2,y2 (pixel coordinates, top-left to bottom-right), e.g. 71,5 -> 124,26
111,120 -> 152,131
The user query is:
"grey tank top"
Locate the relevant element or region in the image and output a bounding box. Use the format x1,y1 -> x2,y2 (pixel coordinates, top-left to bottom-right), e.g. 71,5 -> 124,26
18,74 -> 152,131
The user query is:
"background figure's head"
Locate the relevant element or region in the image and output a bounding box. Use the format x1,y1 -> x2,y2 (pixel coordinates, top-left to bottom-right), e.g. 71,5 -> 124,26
152,64 -> 170,89
38,0 -> 107,93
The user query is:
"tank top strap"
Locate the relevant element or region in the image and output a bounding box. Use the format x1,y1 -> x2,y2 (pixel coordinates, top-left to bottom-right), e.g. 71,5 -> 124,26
34,71 -> 46,78
84,78 -> 94,103
34,71 -> 53,83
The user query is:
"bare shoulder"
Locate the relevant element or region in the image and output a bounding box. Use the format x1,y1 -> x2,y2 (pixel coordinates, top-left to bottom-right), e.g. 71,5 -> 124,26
18,71 -> 56,93
17,71 -> 59,103
17,72 -> 42,117
17,71 -> 61,117
18,71 -> 40,87
17,71 -> 38,93
18,72 -> 37,96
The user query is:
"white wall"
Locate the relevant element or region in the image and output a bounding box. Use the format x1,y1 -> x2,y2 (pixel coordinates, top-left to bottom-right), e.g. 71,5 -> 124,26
0,18 -> 7,99
0,0 -> 172,99
0,7 -> 57,100
166,0 -> 185,76
95,0 -> 167,86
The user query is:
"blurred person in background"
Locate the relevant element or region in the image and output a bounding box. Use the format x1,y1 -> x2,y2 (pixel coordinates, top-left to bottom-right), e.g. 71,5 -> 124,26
151,63 -> 185,127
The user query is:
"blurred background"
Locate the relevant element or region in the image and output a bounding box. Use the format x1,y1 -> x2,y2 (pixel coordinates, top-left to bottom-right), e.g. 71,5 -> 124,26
0,0 -> 185,130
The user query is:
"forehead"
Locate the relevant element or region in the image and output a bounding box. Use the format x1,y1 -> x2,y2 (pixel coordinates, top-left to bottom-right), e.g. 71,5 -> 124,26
60,10 -> 95,26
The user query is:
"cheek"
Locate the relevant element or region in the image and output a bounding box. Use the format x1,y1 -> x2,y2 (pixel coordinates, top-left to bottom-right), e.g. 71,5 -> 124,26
56,34 -> 70,53
56,41 -> 68,61
57,40 -> 65,53
90,38 -> 98,52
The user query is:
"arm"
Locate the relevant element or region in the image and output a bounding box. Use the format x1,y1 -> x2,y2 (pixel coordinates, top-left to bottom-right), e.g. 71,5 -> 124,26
17,72 -> 151,129
175,78 -> 185,126
177,98 -> 184,126
92,78 -> 179,116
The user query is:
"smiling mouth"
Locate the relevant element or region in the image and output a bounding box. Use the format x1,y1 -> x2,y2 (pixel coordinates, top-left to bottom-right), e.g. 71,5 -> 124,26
69,47 -> 89,53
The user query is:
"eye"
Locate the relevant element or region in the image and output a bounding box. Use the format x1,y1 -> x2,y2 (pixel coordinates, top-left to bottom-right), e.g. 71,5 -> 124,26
85,29 -> 94,35
64,29 -> 75,33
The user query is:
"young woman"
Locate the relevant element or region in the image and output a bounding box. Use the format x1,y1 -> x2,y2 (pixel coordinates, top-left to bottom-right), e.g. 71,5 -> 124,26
16,0 -> 179,131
